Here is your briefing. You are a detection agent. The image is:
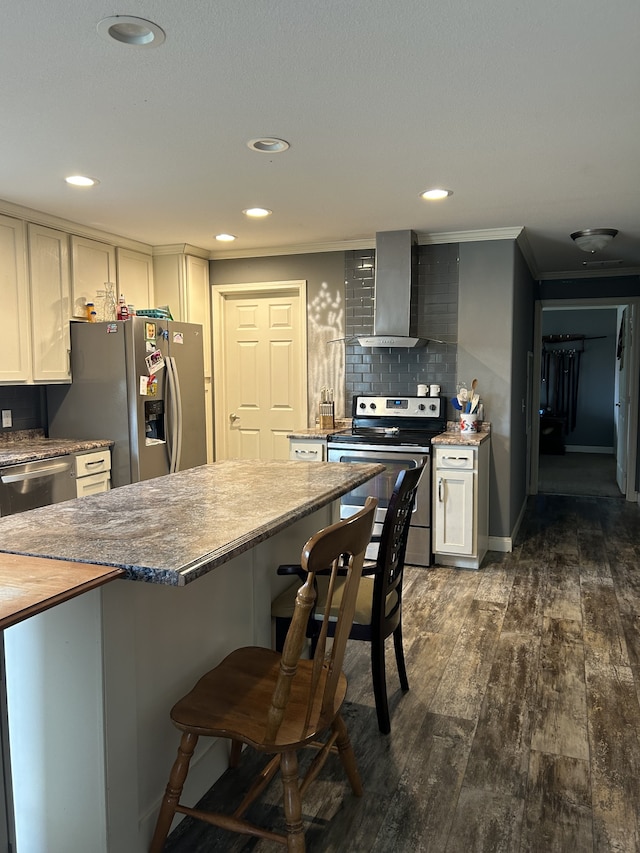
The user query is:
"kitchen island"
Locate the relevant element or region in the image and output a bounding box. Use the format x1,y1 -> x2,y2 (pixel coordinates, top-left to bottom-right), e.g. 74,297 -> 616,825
0,459 -> 383,853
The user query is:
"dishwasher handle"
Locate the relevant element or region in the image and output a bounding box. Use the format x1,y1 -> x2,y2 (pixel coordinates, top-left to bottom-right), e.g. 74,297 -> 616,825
1,461 -> 72,484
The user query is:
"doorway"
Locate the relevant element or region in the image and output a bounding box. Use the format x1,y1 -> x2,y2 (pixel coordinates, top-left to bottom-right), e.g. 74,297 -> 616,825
532,298 -> 639,501
212,281 -> 308,461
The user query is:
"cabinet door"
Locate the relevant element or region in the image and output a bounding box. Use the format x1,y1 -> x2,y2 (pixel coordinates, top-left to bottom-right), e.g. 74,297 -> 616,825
184,255 -> 211,378
434,469 -> 474,554
27,224 -> 72,382
0,215 -> 30,383
70,236 -> 116,319
115,247 -> 154,312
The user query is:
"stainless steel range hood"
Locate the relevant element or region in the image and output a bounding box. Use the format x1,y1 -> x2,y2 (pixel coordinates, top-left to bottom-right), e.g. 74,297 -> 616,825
357,229 -> 428,348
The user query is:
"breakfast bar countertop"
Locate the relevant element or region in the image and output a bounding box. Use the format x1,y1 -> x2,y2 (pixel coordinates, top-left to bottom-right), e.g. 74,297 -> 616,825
0,459 -> 384,586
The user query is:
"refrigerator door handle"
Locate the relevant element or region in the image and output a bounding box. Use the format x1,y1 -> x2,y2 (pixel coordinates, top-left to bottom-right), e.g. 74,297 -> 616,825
172,356 -> 184,472
166,356 -> 179,473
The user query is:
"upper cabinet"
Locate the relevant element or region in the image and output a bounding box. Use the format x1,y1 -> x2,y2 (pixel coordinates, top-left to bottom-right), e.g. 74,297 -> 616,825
70,236 -> 117,320
115,247 -> 154,312
0,214 -> 31,383
153,249 -> 211,378
27,224 -> 71,382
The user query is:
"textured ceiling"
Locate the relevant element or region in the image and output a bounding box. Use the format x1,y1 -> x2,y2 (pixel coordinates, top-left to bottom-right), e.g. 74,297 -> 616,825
0,0 -> 639,279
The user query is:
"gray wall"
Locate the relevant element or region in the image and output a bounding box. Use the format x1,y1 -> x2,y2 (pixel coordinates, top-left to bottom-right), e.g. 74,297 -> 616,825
458,240 -> 536,541
541,308 -> 617,449
0,386 -> 46,433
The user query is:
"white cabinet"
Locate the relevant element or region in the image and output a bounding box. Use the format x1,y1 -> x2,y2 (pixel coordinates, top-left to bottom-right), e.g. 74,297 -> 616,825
73,449 -> 111,497
433,439 -> 489,570
115,247 -> 154,312
0,218 -> 71,384
27,224 -> 71,383
70,236 -> 117,319
154,248 -> 213,460
0,214 -> 30,383
289,438 -> 326,461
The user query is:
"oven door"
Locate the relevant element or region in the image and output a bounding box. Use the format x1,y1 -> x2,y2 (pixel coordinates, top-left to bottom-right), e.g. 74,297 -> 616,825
327,444 -> 430,561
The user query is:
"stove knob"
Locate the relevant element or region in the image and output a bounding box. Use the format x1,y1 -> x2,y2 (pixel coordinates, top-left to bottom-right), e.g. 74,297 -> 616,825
429,403 -> 437,412
369,402 -> 377,410
358,402 -> 367,409
417,403 -> 426,411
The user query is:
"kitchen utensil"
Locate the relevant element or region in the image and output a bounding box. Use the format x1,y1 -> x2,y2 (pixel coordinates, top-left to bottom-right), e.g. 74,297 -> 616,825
451,397 -> 462,410
470,393 -> 479,413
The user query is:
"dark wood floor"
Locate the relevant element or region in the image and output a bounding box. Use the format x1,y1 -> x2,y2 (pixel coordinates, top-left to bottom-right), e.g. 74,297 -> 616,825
163,494 -> 640,852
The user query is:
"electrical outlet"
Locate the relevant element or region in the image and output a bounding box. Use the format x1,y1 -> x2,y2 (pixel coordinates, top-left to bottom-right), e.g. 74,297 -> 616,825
2,410 -> 12,428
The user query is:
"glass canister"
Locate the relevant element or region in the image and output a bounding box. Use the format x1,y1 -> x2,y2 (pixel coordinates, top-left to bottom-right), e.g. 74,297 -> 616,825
102,282 -> 117,321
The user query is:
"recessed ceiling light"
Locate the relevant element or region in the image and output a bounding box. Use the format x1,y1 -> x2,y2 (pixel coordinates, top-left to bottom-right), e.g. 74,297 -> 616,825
247,138 -> 290,153
65,175 -> 99,187
97,16 -> 166,47
242,208 -> 272,218
215,233 -> 236,242
420,188 -> 453,201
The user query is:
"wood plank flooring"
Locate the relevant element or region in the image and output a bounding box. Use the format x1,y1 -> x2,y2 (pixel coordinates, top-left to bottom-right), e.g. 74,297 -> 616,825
162,494 -> 640,852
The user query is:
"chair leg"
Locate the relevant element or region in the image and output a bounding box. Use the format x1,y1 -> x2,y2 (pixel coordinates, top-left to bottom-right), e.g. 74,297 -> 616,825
149,730 -> 198,853
332,713 -> 363,796
371,636 -> 391,734
280,750 -> 306,852
393,622 -> 409,692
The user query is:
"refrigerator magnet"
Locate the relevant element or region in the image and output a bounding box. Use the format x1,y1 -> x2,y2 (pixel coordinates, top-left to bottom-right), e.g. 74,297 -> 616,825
145,322 -> 156,341
139,376 -> 148,396
145,350 -> 165,374
106,322 -> 118,334
172,332 -> 184,345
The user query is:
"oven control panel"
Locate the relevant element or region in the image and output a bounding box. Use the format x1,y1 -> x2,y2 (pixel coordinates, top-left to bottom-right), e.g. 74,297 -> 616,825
354,395 -> 442,418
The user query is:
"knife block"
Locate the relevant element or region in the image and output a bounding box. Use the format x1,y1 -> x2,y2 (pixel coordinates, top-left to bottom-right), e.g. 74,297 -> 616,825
319,402 -> 335,430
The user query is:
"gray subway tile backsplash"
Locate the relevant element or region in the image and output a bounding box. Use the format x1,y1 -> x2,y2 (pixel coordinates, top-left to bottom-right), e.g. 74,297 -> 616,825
344,243 -> 459,412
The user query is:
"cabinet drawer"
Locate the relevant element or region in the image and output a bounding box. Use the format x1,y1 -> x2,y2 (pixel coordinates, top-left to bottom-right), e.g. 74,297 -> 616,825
75,471 -> 111,498
289,440 -> 326,462
435,447 -> 475,470
73,449 -> 111,477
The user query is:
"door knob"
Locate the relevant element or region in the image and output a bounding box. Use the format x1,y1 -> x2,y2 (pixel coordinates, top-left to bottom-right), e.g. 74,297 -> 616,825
229,412 -> 240,422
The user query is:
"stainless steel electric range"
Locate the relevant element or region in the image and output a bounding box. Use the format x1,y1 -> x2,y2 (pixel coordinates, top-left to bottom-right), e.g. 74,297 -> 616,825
327,395 -> 446,566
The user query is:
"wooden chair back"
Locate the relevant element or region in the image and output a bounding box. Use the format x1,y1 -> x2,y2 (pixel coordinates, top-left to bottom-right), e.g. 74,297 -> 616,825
371,464 -> 425,638
266,496 -> 377,743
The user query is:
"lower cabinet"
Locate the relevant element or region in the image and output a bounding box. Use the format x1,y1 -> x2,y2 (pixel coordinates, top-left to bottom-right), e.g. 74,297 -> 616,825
289,438 -> 326,462
73,449 -> 111,497
433,439 -> 489,570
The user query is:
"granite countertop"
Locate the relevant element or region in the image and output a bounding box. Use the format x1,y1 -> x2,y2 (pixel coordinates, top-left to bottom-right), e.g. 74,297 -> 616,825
432,423 -> 491,447
287,419 -> 352,440
0,459 -> 384,586
0,429 -> 113,467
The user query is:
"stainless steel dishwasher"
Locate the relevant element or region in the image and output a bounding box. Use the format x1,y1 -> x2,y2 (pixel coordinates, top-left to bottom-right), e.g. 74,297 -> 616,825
0,456 -> 76,517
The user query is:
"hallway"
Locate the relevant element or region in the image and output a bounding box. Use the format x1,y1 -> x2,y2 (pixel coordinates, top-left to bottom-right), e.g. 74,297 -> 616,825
162,495 -> 640,852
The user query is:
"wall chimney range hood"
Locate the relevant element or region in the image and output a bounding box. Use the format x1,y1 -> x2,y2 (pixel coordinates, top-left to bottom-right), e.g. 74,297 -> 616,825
357,229 -> 428,348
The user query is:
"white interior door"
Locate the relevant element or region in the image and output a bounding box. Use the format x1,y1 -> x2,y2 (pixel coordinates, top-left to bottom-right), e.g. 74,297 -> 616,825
213,281 -> 307,461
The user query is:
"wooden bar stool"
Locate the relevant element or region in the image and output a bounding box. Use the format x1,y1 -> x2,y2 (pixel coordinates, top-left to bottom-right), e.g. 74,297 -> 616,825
149,497 -> 377,853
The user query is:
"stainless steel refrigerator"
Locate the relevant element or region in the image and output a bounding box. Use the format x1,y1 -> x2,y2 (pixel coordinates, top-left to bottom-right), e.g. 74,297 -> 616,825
47,317 -> 207,487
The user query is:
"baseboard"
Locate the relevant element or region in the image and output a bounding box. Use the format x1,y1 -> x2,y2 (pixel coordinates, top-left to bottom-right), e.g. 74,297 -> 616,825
563,445 -> 614,454
488,493 -> 528,554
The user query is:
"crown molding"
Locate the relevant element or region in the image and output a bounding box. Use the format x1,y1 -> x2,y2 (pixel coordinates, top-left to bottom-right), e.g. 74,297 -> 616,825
540,266 -> 640,280
0,197 -> 154,254
209,227 -> 526,261
152,243 -> 210,259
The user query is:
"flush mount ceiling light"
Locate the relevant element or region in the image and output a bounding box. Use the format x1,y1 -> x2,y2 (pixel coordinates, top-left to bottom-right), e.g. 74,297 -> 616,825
97,16 -> 166,47
570,228 -> 618,253
65,175 -> 99,187
242,207 -> 272,218
215,233 -> 236,242
247,138 -> 290,153
420,188 -> 453,201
